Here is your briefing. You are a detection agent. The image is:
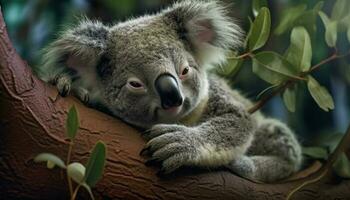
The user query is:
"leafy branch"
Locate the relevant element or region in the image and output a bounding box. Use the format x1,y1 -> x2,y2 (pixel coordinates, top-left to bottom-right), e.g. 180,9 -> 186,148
223,0 -> 350,114
247,49 -> 350,114
220,0 -> 350,197
34,106 -> 107,200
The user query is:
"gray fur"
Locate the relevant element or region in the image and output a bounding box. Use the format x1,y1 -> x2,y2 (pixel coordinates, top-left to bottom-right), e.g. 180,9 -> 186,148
39,0 -> 302,182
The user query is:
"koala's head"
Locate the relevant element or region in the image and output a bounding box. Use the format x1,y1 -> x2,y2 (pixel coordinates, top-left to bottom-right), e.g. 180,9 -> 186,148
61,0 -> 243,128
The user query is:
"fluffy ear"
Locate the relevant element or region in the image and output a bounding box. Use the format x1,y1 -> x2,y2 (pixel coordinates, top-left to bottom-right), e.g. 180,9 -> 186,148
163,0 -> 244,66
40,20 -> 109,79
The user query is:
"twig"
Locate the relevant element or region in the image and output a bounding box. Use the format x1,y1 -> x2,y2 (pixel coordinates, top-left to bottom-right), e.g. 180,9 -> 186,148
227,52 -> 252,60
308,50 -> 350,73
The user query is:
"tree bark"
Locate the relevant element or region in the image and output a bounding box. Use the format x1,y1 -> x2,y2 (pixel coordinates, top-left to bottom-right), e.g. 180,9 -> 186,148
0,9 -> 349,200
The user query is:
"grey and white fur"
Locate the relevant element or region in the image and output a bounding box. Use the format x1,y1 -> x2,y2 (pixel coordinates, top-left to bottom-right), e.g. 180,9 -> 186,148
39,0 -> 302,182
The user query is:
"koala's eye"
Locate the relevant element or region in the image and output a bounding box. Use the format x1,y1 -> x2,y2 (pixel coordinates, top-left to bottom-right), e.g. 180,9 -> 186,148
180,65 -> 191,80
127,77 -> 145,92
129,81 -> 143,88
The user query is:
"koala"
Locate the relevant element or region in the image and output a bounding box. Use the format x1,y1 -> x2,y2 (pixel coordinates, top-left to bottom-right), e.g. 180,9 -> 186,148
39,0 -> 302,182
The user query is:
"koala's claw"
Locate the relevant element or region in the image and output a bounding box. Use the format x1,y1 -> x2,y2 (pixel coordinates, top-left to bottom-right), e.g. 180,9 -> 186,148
73,87 -> 90,104
52,75 -> 72,97
139,147 -> 151,156
57,81 -> 71,97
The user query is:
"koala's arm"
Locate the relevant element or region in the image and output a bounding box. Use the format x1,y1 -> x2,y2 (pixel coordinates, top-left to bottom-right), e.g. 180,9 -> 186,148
142,78 -> 256,173
38,20 -> 109,104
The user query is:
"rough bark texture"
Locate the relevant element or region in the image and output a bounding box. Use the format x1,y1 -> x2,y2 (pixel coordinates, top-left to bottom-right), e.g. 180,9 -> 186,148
0,9 -> 349,200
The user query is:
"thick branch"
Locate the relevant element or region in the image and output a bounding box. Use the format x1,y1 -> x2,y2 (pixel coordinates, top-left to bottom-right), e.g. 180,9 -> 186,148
0,8 -> 350,200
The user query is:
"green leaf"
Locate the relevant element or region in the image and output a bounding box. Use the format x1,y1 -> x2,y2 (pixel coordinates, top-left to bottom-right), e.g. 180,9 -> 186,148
314,132 -> 343,153
339,14 -> 350,31
331,0 -> 350,21
66,105 -> 79,140
319,11 -> 338,47
275,2 -> 323,36
274,4 -> 307,35
283,86 -> 297,112
84,141 -> 107,187
218,54 -> 243,77
47,160 -> 56,169
248,7 -> 271,51
252,51 -> 298,84
285,27 -> 312,72
252,0 -> 268,17
302,146 -> 328,160
325,21 -> 338,47
333,153 -> 350,178
34,153 -> 66,169
296,2 -> 324,37
347,27 -> 350,43
307,76 -> 335,112
67,162 -> 86,184
244,17 -> 254,49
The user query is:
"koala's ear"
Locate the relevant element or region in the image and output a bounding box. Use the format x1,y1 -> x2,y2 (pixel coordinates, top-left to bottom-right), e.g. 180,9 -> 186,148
163,0 -> 243,66
41,20 -> 109,75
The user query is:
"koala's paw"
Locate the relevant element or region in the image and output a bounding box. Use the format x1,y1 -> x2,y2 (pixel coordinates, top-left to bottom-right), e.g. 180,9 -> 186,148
72,87 -> 90,104
53,75 -> 72,97
226,156 -> 256,180
50,73 -> 91,105
141,125 -> 200,175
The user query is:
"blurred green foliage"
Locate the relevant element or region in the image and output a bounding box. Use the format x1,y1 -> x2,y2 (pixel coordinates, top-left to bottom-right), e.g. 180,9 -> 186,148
0,0 -> 349,144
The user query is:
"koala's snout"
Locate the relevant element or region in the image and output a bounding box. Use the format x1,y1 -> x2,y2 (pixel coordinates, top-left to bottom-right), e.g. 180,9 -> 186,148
155,74 -> 183,109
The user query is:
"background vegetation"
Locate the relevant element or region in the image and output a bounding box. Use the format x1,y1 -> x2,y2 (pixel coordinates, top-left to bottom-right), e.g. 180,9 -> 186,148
0,0 -> 349,146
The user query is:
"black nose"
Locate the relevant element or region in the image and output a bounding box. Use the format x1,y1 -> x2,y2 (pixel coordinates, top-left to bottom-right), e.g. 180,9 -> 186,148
155,74 -> 183,109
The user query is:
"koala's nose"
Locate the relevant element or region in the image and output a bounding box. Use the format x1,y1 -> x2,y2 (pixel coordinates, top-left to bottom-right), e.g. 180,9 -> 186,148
155,74 -> 183,109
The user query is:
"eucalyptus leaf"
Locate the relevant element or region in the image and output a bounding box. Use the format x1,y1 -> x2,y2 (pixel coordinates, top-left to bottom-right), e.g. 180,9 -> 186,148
274,4 -> 307,35
67,162 -> 86,184
286,27 -> 312,72
283,86 -> 297,112
248,7 -> 271,51
47,160 -> 56,169
339,14 -> 350,31
34,153 -> 66,169
252,0 -> 268,17
66,105 -> 79,140
313,132 -> 343,153
302,146 -> 328,160
275,2 -> 323,36
331,0 -> 350,21
294,2 -> 324,37
84,141 -> 107,187
325,21 -> 338,47
333,153 -> 350,178
252,51 -> 298,84
244,17 -> 254,49
218,56 -> 243,77
319,11 -> 338,47
307,76 -> 335,112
